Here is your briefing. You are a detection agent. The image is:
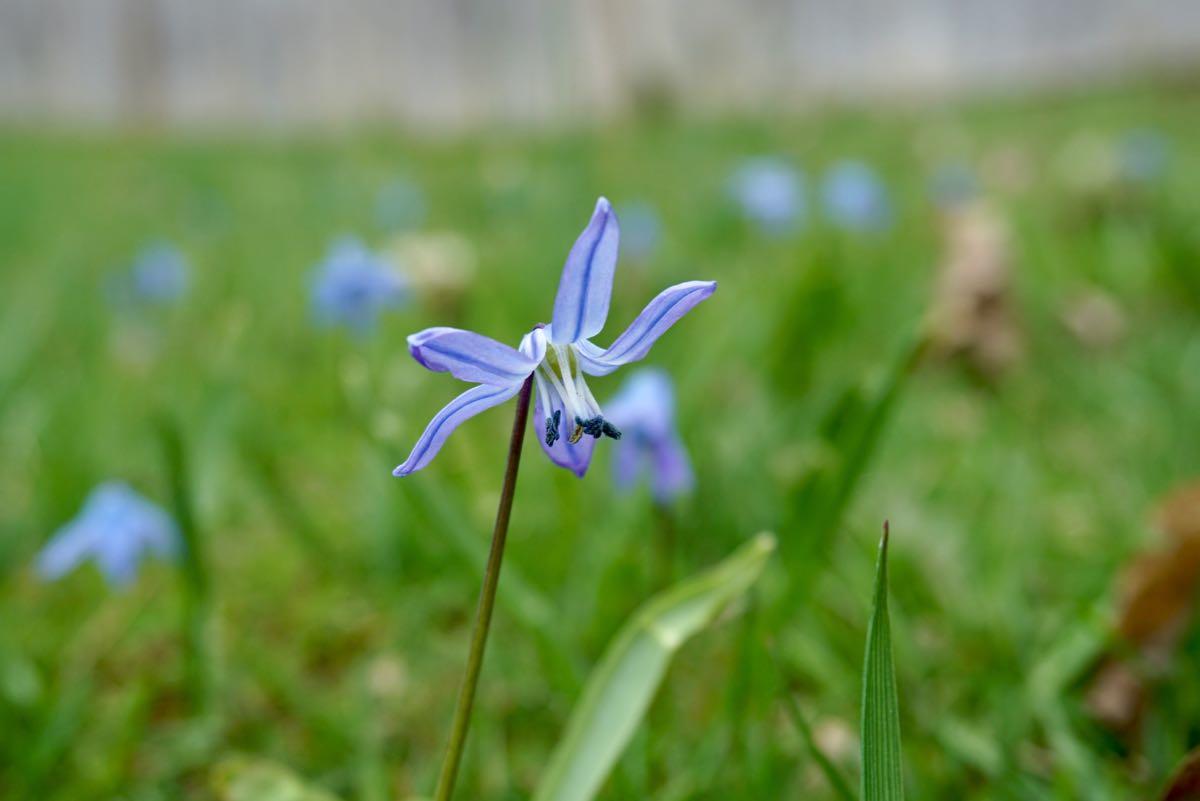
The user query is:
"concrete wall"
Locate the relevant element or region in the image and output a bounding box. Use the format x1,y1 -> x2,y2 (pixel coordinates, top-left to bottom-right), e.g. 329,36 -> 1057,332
1,0 -> 1197,130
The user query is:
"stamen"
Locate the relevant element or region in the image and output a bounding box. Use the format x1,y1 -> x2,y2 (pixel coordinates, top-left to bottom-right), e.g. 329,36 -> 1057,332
544,409 -> 561,446
601,421 -> 622,440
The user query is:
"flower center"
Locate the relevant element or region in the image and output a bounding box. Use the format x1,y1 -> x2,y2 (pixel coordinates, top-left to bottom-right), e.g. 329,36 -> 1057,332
535,343 -> 622,446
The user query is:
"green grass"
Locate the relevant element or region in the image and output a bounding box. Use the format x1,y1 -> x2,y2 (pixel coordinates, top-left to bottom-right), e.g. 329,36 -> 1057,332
2,82 -> 1200,800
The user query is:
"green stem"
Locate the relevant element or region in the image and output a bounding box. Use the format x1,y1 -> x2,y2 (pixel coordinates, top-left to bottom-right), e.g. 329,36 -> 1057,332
433,375 -> 533,801
159,418 -> 216,719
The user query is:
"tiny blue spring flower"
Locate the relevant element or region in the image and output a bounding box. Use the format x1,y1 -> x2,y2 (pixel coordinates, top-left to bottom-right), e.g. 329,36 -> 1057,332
604,368 -> 693,503
311,237 -> 409,333
36,482 -> 180,587
618,201 -> 662,261
126,241 -> 191,304
375,178 -> 428,232
394,197 -> 716,478
729,157 -> 806,235
1117,129 -> 1170,184
821,160 -> 891,231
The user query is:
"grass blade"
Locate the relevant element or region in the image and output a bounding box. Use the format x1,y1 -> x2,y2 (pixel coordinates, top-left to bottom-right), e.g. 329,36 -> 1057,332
861,522 -> 903,801
533,533 -> 776,801
782,691 -> 857,801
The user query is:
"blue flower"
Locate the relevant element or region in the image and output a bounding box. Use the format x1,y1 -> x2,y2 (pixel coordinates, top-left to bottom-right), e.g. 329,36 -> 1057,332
821,160 -> 891,231
729,157 -> 805,235
605,369 -> 693,503
394,197 -> 716,478
36,482 -> 179,587
128,241 -> 190,304
375,178 -> 428,232
311,238 -> 408,332
929,162 -> 978,210
1117,129 -> 1170,183
618,201 -> 662,261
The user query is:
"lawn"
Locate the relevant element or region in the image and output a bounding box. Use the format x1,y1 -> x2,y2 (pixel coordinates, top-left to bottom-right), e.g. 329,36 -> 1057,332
1,83 -> 1199,800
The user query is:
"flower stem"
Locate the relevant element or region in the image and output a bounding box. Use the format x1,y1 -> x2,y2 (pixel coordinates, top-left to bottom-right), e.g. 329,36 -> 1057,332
433,375 -> 533,801
159,417 -> 216,720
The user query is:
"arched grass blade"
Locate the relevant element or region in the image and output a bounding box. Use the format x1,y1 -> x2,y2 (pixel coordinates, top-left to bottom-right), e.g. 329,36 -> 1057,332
212,755 -> 343,801
533,533 -> 776,801
861,523 -> 904,801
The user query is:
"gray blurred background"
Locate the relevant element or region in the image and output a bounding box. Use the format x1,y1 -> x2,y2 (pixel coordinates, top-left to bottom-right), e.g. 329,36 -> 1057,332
1,0 -> 1199,130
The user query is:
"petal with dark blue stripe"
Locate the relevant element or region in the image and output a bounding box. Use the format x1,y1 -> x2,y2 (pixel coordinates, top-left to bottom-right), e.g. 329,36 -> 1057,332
408,327 -> 537,386
394,383 -> 522,476
577,280 -> 716,375
550,197 -> 620,345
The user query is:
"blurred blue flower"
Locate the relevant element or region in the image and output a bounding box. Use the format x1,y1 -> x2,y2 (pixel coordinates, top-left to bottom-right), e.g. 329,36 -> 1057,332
375,178 -> 428,232
821,160 -> 891,230
127,241 -> 190,304
394,197 -> 715,478
1117,129 -> 1170,183
729,157 -> 805,235
929,162 -> 978,210
311,238 -> 408,332
618,201 -> 662,261
36,482 -> 179,587
605,368 -> 693,503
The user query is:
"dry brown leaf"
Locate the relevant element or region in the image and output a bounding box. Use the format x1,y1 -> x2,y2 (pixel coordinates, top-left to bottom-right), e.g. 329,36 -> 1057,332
926,202 -> 1022,379
1085,480 -> 1200,735
1163,747 -> 1200,800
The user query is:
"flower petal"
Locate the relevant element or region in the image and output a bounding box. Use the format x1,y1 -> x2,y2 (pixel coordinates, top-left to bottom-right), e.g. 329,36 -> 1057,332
35,522 -> 97,581
611,438 -> 645,491
577,280 -> 717,375
550,197 -> 620,344
518,324 -> 548,364
408,327 -> 537,386
394,383 -> 522,476
534,385 -> 596,478
650,434 -> 694,502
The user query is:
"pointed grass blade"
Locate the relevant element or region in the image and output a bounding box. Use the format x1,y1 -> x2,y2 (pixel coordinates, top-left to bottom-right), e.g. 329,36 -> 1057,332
861,523 -> 903,801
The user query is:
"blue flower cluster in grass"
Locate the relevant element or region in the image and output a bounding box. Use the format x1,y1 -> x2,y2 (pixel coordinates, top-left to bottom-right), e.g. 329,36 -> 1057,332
394,197 -> 716,478
729,157 -> 806,235
37,482 -> 179,587
821,159 -> 892,231
605,368 -> 693,503
730,157 -> 895,233
108,241 -> 191,307
311,238 -> 408,332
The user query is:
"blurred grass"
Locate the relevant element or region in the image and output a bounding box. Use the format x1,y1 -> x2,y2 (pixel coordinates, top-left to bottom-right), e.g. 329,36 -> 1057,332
1,82 -> 1200,799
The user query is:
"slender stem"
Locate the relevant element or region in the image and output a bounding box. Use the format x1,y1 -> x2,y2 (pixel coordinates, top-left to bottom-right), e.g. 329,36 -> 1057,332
159,417 -> 216,719
433,375 -> 533,801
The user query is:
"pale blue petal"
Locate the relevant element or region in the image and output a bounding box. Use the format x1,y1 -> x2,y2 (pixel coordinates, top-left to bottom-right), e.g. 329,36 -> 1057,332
603,367 -> 676,441
408,327 -> 537,387
550,197 -> 620,344
650,434 -> 694,502
36,482 -> 179,587
394,383 -> 522,477
577,281 -> 716,376
35,521 -> 98,581
534,385 -> 595,478
611,437 -> 644,490
518,324 -> 548,364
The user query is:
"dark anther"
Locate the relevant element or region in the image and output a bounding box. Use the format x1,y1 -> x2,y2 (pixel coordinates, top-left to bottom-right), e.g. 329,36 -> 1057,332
601,421 -> 622,440
545,409 -> 561,446
575,415 -> 605,439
